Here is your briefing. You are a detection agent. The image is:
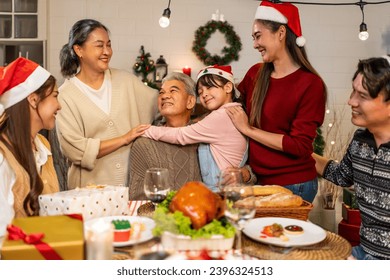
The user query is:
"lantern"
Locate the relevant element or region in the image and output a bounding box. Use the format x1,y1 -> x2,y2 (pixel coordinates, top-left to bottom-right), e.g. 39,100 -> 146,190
154,55 -> 168,83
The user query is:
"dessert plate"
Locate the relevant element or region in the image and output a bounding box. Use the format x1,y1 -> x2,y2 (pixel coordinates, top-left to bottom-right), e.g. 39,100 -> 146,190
243,217 -> 326,247
85,216 -> 155,247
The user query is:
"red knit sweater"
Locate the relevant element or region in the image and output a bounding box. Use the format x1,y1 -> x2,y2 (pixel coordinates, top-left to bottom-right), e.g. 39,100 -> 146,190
238,64 -> 326,185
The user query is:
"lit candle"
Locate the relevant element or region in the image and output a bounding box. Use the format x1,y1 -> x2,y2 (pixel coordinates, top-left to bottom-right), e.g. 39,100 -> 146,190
182,66 -> 191,77
85,219 -> 113,260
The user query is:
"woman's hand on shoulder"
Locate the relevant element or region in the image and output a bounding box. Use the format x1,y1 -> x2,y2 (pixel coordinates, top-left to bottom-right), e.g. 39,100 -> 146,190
123,124 -> 151,145
225,106 -> 250,135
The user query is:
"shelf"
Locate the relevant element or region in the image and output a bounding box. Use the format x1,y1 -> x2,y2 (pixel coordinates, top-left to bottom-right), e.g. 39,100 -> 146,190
0,40 -> 46,67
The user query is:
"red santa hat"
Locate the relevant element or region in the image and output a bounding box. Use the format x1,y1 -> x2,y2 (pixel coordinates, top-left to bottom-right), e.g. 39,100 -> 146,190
254,1 -> 306,47
0,57 -> 50,115
196,65 -> 240,98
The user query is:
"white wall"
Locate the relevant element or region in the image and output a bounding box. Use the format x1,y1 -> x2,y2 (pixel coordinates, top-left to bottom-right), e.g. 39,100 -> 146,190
46,0 -> 390,145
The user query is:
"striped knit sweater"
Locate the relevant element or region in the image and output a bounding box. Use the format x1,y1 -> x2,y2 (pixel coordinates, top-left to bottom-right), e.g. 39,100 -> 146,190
128,137 -> 201,200
324,129 -> 390,259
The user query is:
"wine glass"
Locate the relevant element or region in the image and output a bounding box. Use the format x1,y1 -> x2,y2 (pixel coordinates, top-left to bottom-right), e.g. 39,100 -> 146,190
144,168 -> 170,208
219,168 -> 256,256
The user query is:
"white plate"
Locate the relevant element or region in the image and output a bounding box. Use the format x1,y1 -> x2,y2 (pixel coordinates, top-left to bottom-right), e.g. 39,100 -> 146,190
84,216 -> 155,247
243,217 -> 326,247
161,231 -> 234,251
165,251 -> 253,260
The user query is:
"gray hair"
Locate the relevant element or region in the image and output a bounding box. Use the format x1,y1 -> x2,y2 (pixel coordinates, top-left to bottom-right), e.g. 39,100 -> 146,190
162,72 -> 196,97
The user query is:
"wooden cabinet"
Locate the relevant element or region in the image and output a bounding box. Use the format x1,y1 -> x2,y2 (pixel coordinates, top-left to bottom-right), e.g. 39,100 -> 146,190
0,0 -> 40,39
0,0 -> 46,66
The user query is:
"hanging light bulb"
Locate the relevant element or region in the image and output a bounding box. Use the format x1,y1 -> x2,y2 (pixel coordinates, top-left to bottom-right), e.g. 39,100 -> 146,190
359,22 -> 369,41
159,0 -> 171,28
358,0 -> 369,41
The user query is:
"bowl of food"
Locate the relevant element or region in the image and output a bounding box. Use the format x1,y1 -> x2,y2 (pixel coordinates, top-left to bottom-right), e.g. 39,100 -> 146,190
152,181 -> 235,251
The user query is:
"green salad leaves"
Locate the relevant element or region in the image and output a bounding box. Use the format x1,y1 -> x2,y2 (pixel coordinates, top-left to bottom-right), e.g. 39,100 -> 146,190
152,191 -> 235,239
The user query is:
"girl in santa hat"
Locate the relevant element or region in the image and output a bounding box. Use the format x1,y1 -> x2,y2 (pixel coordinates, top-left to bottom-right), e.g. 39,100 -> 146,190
0,57 -> 60,237
143,65 -> 248,191
227,1 -> 327,203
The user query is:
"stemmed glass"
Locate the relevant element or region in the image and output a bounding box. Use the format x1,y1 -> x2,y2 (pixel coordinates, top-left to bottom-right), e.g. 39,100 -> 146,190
144,168 -> 170,209
219,168 -> 256,256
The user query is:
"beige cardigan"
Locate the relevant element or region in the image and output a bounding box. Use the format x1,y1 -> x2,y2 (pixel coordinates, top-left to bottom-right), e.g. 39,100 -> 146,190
56,68 -> 158,189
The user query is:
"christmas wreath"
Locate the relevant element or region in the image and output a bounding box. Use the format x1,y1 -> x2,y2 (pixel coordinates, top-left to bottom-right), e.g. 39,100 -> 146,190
192,20 -> 242,66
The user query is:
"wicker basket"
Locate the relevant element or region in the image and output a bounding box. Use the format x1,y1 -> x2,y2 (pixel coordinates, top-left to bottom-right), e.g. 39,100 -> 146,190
253,200 -> 313,221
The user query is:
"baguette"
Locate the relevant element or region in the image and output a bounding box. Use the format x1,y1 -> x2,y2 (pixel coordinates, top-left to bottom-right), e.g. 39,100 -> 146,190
230,185 -> 292,197
252,185 -> 292,196
235,193 -> 303,208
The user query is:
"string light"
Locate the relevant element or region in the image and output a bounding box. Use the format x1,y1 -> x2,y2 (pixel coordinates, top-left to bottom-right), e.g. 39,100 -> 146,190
285,1 -> 390,41
159,0 -> 171,28
358,0 -> 369,40
325,108 -> 336,147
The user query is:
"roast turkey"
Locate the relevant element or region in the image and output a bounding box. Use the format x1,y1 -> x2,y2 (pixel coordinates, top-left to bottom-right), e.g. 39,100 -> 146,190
169,181 -> 226,229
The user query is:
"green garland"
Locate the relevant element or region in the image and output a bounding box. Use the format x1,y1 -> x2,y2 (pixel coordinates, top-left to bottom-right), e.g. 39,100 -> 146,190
192,20 -> 242,66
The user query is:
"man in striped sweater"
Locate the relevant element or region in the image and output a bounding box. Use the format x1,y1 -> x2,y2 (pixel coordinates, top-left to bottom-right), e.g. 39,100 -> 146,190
313,56 -> 390,260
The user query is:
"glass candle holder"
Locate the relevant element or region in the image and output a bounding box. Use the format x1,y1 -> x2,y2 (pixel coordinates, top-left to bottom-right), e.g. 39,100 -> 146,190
85,219 -> 113,260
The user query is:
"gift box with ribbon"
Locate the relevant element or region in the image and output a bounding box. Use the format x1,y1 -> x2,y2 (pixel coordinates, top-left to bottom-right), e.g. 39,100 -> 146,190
38,185 -> 129,220
1,214 -> 84,260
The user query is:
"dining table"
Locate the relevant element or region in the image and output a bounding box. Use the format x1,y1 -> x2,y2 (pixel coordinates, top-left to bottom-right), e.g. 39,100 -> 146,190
112,200 -> 352,260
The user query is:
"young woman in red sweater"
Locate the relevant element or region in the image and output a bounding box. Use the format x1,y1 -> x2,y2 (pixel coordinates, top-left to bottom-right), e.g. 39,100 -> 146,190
227,1 -> 327,202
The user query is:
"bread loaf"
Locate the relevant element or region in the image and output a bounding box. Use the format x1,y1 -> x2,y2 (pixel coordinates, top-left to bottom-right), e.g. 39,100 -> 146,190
235,193 -> 303,208
234,185 -> 292,197
252,185 -> 292,196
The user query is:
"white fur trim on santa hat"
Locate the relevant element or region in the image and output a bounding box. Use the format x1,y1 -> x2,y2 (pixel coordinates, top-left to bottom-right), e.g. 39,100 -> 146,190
197,67 -> 241,98
197,67 -> 235,84
254,6 -> 287,24
0,65 -> 50,114
296,36 -> 306,47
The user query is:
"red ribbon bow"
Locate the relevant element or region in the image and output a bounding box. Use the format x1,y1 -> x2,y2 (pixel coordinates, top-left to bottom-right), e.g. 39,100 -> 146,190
7,225 -> 63,260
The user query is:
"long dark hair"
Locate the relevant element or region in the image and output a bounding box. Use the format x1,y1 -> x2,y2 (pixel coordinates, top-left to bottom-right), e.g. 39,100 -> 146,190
60,19 -> 109,77
250,20 -> 327,127
0,75 -> 56,216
